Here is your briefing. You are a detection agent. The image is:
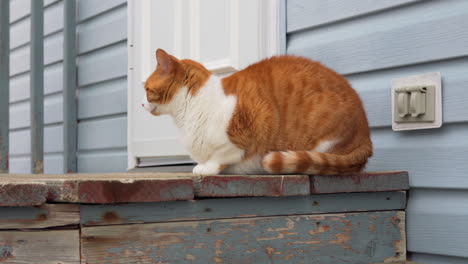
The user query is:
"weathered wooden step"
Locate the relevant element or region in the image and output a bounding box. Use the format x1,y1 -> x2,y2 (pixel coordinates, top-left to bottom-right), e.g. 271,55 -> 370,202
0,171 -> 409,206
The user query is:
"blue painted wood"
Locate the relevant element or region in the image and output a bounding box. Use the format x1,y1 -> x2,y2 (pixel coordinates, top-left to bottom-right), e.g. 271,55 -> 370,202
63,0 -> 77,173
0,204 -> 79,229
81,191 -> 407,226
82,211 -> 406,264
0,0 -> 10,173
287,0 -> 421,32
30,0 -> 44,174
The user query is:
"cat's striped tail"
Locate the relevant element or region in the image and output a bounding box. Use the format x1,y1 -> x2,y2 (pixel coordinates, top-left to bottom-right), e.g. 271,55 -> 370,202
261,143 -> 373,175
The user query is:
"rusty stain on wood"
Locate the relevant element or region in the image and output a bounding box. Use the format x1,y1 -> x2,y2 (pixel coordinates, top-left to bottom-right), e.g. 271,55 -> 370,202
81,211 -> 405,264
0,173 -> 195,205
0,172 -> 409,205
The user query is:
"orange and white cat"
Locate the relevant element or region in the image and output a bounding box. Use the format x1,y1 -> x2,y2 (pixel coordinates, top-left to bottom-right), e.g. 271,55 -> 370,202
142,49 -> 372,176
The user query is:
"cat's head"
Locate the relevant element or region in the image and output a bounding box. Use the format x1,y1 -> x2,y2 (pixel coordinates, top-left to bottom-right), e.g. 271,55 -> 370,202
142,49 -> 211,116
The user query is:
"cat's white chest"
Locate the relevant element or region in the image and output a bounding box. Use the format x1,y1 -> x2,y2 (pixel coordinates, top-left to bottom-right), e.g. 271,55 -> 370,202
170,76 -> 244,165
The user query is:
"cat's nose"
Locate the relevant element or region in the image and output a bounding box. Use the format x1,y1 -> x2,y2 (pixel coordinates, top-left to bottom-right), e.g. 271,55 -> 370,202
142,103 -> 145,107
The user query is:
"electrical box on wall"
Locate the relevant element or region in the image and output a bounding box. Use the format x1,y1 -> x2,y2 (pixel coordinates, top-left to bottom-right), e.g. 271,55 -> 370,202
391,72 -> 442,131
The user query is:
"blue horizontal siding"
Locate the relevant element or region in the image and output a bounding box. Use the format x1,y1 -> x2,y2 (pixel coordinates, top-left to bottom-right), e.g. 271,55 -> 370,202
8,0 -> 128,173
287,0 -> 468,261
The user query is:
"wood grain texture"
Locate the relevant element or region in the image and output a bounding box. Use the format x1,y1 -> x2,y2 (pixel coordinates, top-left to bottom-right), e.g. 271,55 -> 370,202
81,191 -> 407,226
0,230 -> 80,263
81,211 -> 406,264
0,182 -> 49,206
0,204 -> 79,229
287,0 -> 421,32
0,172 -> 410,205
0,173 -> 194,205
311,171 -> 409,194
196,175 -> 310,197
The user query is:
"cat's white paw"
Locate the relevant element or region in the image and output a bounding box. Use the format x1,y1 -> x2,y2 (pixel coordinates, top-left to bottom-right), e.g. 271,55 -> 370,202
193,163 -> 221,176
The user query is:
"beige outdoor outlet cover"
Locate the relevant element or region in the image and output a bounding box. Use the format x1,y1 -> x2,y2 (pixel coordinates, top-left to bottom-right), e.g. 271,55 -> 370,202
391,72 -> 442,131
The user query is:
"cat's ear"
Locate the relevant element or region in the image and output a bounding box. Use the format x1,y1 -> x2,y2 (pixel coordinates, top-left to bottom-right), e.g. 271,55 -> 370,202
156,49 -> 178,74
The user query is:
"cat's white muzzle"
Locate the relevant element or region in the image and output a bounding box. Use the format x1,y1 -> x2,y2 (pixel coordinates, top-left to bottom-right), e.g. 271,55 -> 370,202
141,95 -> 158,114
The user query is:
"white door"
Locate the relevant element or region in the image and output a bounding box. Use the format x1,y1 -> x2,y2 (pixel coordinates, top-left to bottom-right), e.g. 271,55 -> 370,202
127,0 -> 285,169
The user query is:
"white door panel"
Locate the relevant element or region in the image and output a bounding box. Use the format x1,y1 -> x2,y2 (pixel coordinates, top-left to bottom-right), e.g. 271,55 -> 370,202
128,0 -> 284,169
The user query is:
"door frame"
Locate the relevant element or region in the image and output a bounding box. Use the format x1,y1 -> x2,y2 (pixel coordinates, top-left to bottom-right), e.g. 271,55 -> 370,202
127,0 -> 286,170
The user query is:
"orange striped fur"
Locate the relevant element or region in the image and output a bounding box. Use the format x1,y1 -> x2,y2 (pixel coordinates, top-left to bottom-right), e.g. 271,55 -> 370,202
144,49 -> 372,175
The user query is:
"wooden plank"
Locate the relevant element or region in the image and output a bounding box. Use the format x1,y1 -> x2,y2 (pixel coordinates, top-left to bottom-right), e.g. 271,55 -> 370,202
30,0 -> 44,174
0,0 -> 9,173
63,0 -> 77,173
81,211 -> 406,264
287,0 -> 421,32
0,204 -> 79,229
196,175 -> 310,197
0,182 -> 48,206
81,191 -> 407,226
311,171 -> 409,194
288,13 -> 468,75
0,230 -> 80,263
0,173 -> 194,205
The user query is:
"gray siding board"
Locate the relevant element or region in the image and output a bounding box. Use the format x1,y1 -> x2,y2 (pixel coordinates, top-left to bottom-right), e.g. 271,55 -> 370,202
288,13 -> 468,75
368,123 -> 468,189
9,63 -> 63,103
77,0 -> 126,22
9,0 -> 30,24
407,189 -> 468,257
10,33 -> 63,76
349,57 -> 468,127
77,116 -> 126,151
77,42 -> 127,87
288,0 -> 468,261
8,0 -> 128,173
77,150 -> 127,173
411,253 -> 468,264
10,125 -> 63,156
10,94 -> 63,129
77,6 -> 127,54
78,78 -> 127,119
287,0 -> 421,33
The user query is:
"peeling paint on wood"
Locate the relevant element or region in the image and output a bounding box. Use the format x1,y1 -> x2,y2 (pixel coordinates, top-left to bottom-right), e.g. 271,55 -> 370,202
0,204 -> 79,229
311,171 -> 409,194
81,211 -> 405,264
81,191 -> 407,226
0,230 -> 80,263
0,173 -> 195,205
0,172 -> 409,205
197,175 -> 310,197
